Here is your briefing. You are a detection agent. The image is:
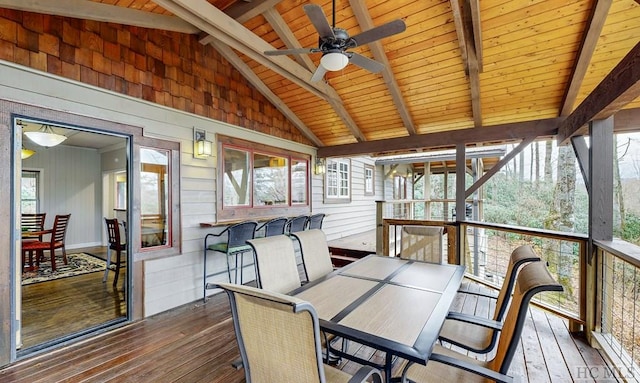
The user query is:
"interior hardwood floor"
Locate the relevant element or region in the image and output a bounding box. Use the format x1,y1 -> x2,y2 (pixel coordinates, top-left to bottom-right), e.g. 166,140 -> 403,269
19,246 -> 126,351
4,277 -> 615,382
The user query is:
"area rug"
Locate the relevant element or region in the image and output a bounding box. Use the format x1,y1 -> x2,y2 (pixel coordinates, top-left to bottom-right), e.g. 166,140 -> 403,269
22,253 -> 107,285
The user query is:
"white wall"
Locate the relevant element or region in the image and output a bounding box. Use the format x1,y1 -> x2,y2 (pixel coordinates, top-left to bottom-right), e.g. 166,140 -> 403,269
22,145 -> 102,248
1,61 -> 378,318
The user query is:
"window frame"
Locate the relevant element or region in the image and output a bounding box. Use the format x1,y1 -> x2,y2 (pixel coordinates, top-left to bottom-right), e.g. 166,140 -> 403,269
324,158 -> 352,203
216,135 -> 310,222
364,164 -> 375,196
21,169 -> 41,214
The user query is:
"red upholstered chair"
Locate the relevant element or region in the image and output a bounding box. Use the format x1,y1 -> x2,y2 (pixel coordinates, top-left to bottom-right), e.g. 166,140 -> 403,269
22,214 -> 71,272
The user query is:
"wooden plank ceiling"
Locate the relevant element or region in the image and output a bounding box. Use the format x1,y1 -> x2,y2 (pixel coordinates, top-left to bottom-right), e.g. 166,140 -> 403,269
3,0 -> 640,156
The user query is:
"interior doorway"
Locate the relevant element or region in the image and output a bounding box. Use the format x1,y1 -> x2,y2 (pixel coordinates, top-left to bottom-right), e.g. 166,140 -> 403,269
16,117 -> 130,354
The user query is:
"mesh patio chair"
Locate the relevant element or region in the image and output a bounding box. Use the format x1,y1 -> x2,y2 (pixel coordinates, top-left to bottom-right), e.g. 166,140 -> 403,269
399,225 -> 444,263
400,261 -> 563,383
203,221 -> 258,300
308,213 -> 326,230
248,235 -> 301,294
291,229 -> 334,283
22,214 -> 71,272
256,217 -> 288,237
287,215 -> 309,234
439,244 -> 541,353
214,282 -> 383,383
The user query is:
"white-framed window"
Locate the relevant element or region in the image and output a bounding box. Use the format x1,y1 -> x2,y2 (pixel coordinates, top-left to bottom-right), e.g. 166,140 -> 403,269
21,170 -> 40,214
364,164 -> 374,195
325,158 -> 351,203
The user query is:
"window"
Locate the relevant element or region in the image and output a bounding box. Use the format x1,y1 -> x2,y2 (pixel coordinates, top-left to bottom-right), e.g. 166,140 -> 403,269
21,170 -> 40,213
325,158 -> 351,203
364,164 -> 375,195
217,135 -> 310,221
140,147 -> 170,248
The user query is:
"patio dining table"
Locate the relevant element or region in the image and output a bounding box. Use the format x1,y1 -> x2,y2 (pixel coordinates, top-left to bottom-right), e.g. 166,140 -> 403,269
290,254 -> 465,382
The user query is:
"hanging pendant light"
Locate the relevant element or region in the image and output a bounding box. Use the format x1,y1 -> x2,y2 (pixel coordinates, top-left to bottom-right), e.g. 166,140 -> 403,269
24,125 -> 67,147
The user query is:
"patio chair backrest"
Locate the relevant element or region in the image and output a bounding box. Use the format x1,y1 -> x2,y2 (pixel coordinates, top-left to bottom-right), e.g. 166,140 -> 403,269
400,225 -> 444,263
307,213 -> 325,230
216,282 -> 327,382
492,244 -> 541,322
292,229 -> 334,282
248,235 -> 301,294
260,217 -> 288,237
227,221 -> 258,249
287,215 -> 308,233
489,261 -> 563,374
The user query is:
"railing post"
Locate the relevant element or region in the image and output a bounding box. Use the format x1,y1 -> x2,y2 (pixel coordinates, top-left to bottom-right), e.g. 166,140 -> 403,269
376,201 -> 383,255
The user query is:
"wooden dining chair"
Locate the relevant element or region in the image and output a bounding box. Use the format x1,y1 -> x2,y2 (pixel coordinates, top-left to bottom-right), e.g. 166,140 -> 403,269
22,214 -> 71,272
247,235 -> 301,294
21,213 -> 46,270
104,218 -> 126,287
400,261 -> 563,383
439,244 -> 541,354
213,282 -> 383,383
291,229 -> 334,283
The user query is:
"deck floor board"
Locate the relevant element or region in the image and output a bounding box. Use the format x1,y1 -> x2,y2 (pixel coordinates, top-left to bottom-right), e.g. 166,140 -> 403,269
1,266 -> 616,383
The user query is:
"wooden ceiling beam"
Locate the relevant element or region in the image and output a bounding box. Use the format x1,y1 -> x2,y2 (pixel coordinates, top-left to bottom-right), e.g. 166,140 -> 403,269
349,0 -> 416,136
0,0 -> 199,34
262,8 -> 316,75
559,0 -> 612,117
449,0 -> 469,70
557,42 -> 640,144
209,39 -> 324,147
318,118 -> 560,158
162,0 -> 366,142
224,0 -> 280,24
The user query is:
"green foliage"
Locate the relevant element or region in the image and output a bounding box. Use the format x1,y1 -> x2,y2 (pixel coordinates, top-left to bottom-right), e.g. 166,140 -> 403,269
614,212 -> 640,245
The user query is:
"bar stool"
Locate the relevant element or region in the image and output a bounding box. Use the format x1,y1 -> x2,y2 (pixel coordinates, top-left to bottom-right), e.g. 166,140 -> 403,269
256,217 -> 288,237
203,221 -> 257,300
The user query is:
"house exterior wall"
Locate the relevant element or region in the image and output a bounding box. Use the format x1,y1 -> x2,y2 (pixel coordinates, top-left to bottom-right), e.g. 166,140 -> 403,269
0,8 -> 378,330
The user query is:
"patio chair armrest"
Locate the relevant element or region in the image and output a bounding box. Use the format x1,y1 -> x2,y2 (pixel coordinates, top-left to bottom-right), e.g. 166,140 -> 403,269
348,365 -> 383,383
457,287 -> 498,299
445,312 -> 503,331
428,353 -> 514,383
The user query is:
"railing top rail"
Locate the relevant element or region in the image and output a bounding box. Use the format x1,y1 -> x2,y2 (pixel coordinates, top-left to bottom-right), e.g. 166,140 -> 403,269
462,220 -> 588,242
595,238 -> 640,268
383,218 -> 454,227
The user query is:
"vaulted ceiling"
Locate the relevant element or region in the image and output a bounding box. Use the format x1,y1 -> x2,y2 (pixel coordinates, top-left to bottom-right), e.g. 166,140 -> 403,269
2,0 -> 639,157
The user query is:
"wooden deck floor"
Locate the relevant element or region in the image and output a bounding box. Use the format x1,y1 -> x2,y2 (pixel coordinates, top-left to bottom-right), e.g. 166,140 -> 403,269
0,278 -> 615,383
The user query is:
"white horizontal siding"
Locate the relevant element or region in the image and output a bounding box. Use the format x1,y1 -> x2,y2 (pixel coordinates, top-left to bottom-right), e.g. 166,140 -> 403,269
2,61 -> 376,318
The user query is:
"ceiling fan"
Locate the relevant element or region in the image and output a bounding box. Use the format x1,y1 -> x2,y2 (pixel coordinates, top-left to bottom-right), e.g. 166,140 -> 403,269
264,1 -> 406,82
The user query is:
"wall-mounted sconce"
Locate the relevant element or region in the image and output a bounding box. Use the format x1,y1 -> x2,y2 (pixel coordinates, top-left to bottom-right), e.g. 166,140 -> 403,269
21,145 -> 35,159
314,157 -> 325,175
193,127 -> 212,159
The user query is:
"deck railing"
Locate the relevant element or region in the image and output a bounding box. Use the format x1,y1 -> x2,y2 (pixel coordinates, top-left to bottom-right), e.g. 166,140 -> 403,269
377,201 -> 640,380
593,240 -> 640,380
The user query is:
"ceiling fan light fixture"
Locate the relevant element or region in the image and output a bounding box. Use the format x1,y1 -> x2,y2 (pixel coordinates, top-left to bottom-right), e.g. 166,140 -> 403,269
24,125 -> 67,147
321,51 -> 349,71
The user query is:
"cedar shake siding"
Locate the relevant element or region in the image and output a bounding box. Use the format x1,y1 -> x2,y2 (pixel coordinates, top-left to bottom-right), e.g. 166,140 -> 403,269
0,9 -> 312,146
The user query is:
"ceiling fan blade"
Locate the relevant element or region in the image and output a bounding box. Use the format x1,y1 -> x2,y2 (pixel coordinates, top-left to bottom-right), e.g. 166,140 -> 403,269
349,53 -> 385,73
350,19 -> 406,47
264,48 -> 317,56
310,65 -> 328,82
303,4 -> 335,38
